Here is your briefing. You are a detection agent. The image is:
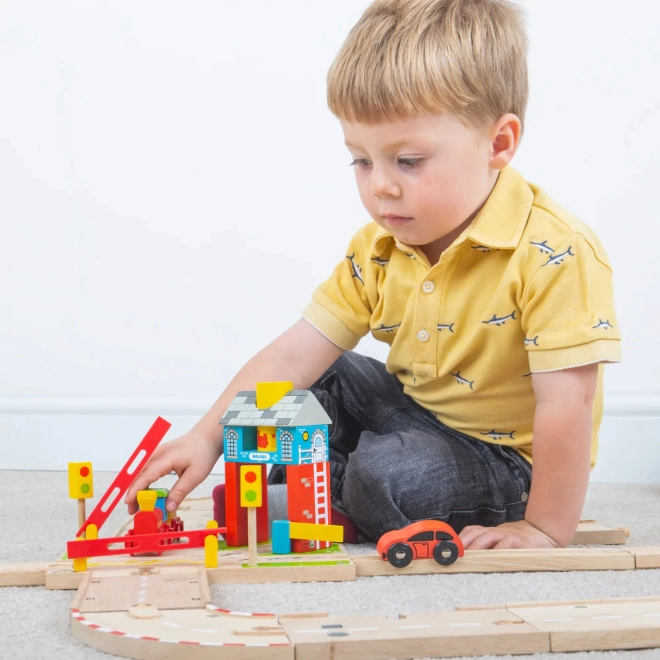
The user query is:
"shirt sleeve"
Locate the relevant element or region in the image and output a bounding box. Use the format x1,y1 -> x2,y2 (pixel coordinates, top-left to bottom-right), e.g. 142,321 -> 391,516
521,233 -> 622,372
302,228 -> 376,350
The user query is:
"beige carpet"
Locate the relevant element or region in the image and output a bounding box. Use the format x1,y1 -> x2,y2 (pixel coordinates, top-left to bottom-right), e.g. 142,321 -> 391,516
1,470 -> 660,659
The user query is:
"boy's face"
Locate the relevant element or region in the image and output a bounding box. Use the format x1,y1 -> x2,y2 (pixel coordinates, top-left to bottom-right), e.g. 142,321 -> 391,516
341,113 -> 498,261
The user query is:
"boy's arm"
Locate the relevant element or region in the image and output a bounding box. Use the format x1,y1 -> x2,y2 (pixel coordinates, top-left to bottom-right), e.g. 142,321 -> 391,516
460,362 -> 599,550
125,318 -> 344,513
523,363 -> 598,546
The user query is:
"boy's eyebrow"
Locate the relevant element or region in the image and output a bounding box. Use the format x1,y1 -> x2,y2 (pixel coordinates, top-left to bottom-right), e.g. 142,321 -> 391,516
344,138 -> 423,150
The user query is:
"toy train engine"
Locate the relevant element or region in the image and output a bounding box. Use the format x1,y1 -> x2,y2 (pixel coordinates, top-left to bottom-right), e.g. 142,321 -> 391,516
125,489 -> 184,556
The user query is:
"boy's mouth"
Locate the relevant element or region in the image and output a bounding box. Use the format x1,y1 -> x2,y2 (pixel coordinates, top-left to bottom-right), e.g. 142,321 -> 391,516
384,215 -> 414,227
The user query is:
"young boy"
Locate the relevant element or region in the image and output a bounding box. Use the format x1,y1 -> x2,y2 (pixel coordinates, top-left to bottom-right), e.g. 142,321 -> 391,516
126,0 -> 621,550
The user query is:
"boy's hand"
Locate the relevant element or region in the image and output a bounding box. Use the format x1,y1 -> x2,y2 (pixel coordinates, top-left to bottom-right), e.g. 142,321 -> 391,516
459,519 -> 560,550
124,431 -> 222,515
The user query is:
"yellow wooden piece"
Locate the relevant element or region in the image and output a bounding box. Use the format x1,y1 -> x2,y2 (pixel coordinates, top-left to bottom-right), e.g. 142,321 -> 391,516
72,537 -> 87,573
68,462 -> 94,499
136,490 -> 157,512
255,381 -> 293,409
257,425 -> 277,453
289,521 -> 344,543
86,524 -> 98,540
240,465 -> 263,508
205,520 -> 219,568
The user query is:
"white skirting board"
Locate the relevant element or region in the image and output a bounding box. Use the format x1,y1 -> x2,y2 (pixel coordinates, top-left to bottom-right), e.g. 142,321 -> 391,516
0,396 -> 658,483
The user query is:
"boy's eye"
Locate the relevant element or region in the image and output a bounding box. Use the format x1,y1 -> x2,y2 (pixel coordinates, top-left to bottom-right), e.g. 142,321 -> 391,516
348,158 -> 423,169
398,158 -> 423,169
349,158 -> 371,168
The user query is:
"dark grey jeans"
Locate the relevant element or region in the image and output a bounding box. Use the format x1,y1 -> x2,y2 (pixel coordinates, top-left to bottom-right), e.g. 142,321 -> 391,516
268,351 -> 532,542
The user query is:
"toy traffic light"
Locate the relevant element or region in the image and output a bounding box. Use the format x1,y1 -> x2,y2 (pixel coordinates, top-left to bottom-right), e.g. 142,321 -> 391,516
68,462 -> 94,499
240,465 -> 262,507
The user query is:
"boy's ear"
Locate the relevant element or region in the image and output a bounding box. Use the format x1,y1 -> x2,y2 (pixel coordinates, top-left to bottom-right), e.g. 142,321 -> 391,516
489,113 -> 522,169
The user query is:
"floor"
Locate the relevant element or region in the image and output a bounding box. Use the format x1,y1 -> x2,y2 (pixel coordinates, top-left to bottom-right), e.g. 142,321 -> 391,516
1,471 -> 660,659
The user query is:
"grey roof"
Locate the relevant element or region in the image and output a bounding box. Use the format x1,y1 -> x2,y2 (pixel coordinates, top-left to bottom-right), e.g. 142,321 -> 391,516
219,389 -> 332,427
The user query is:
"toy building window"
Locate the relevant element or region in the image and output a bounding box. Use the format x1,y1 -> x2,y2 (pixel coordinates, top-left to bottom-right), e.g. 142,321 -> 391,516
225,429 -> 239,458
280,431 -> 294,460
408,531 -> 434,542
241,426 -> 258,451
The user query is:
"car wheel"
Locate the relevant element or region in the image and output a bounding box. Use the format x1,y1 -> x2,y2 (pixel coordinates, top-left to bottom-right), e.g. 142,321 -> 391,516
387,542 -> 413,568
433,540 -> 459,565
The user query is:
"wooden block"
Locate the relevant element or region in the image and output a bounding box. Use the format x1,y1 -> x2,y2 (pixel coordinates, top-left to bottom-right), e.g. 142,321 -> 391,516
75,566 -> 210,613
280,609 -> 549,660
571,520 -> 629,545
207,560 -> 356,585
0,562 -> 50,587
46,567 -> 85,590
509,599 -> 660,653
247,506 -> 258,567
632,547 -> 660,569
505,596 -> 660,610
290,521 -> 344,543
353,547 -> 636,576
256,381 -> 293,409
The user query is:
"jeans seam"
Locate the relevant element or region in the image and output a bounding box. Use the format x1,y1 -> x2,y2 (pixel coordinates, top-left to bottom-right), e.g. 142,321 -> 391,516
408,501 -> 526,524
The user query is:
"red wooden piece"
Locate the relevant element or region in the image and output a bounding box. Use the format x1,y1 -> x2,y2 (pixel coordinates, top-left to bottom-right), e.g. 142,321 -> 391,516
67,527 -> 225,559
224,461 -> 269,547
286,462 -> 332,553
75,417 -> 171,538
133,509 -> 163,536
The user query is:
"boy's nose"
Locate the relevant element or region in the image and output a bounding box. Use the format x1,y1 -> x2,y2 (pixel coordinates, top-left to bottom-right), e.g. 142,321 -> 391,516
370,174 -> 400,198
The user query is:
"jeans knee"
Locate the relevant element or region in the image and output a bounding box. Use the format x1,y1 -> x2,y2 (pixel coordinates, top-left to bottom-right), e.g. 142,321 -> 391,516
342,442 -> 389,518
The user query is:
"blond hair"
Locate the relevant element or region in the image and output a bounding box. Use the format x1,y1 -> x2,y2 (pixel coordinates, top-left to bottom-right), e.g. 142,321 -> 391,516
327,0 -> 528,132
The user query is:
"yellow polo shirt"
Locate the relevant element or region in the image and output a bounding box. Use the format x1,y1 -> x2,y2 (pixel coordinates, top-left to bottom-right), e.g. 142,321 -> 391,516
302,166 -> 621,466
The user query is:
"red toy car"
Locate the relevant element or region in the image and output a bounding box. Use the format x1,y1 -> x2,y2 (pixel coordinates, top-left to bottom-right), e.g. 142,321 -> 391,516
377,520 -> 464,568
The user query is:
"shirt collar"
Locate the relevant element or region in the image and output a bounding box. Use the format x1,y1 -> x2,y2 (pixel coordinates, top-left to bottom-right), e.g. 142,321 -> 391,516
372,166 -> 533,255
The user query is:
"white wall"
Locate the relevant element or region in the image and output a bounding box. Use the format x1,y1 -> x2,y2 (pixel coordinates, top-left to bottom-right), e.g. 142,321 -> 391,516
1,0 -> 658,481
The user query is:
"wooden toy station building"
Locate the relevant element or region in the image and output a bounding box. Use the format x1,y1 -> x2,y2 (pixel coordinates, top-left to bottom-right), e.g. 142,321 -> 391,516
220,381 -> 338,554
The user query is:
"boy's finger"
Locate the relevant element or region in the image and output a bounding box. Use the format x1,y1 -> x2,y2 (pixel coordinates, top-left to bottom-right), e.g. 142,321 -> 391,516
464,530 -> 503,550
458,525 -> 487,547
124,460 -> 170,508
165,471 -> 201,512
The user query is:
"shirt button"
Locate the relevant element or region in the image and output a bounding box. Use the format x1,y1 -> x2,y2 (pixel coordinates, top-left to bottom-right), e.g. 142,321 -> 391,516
416,329 -> 429,342
521,492 -> 529,503
422,281 -> 434,293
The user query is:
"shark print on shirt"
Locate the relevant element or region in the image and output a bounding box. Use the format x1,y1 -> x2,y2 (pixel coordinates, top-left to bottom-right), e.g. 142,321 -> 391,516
530,240 -> 554,255
482,311 -> 517,326
450,371 -> 474,390
592,319 -> 614,330
437,323 -> 455,333
403,369 -> 417,386
346,253 -> 364,285
471,245 -> 491,253
371,256 -> 390,267
524,336 -> 539,347
375,323 -> 401,333
481,429 -> 515,440
542,247 -> 575,267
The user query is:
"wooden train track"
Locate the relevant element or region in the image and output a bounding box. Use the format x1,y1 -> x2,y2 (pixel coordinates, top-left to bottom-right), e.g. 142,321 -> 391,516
1,496 -> 657,659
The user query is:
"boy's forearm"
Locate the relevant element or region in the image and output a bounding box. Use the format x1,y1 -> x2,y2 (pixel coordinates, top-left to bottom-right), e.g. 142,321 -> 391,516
524,400 -> 593,547
191,319 -> 344,448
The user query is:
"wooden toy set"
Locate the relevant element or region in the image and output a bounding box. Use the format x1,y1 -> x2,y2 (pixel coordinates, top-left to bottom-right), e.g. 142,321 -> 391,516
2,383 -> 660,658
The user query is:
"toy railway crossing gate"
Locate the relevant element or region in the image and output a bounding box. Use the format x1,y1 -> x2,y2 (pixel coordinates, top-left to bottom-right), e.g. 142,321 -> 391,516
66,417 -> 224,568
